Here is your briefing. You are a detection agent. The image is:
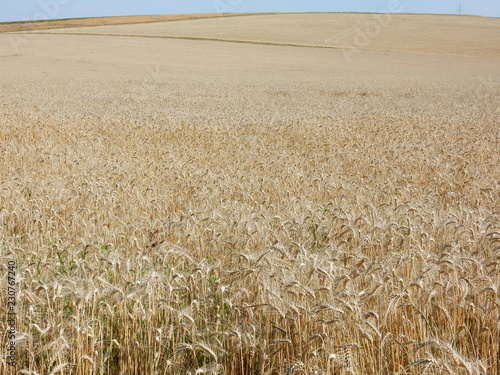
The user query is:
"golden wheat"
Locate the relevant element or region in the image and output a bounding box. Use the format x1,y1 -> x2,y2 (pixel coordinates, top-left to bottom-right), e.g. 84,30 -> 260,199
1,13 -> 499,375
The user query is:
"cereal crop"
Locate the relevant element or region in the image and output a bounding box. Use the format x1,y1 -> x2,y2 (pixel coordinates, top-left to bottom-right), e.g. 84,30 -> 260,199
0,13 -> 499,374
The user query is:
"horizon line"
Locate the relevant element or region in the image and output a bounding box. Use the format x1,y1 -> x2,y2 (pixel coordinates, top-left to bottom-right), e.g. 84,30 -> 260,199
1,10 -> 497,25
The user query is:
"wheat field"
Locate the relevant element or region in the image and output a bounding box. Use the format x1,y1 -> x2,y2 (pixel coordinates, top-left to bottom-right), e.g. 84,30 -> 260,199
1,13 -> 499,375
41,13 -> 500,57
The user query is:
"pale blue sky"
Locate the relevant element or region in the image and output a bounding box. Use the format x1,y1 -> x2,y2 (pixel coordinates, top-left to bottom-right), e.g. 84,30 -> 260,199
1,0 -> 499,22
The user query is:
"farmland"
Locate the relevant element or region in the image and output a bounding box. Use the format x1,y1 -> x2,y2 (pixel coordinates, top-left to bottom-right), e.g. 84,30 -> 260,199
0,13 -> 499,374
0,13 -> 252,33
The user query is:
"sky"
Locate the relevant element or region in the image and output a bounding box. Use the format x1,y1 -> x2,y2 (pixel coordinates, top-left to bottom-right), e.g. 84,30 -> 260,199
1,0 -> 499,23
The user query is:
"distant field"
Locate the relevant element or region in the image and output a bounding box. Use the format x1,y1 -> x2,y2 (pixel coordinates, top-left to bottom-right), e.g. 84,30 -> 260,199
1,13 -> 499,375
38,13 -> 500,57
0,13 -> 252,33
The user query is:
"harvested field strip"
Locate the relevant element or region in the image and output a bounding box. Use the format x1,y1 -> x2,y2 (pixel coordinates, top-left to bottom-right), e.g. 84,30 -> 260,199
0,13 -> 271,33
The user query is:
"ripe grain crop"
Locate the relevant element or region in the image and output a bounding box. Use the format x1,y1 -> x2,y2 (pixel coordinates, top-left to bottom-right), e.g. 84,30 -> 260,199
0,13 -> 499,374
42,13 -> 500,57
